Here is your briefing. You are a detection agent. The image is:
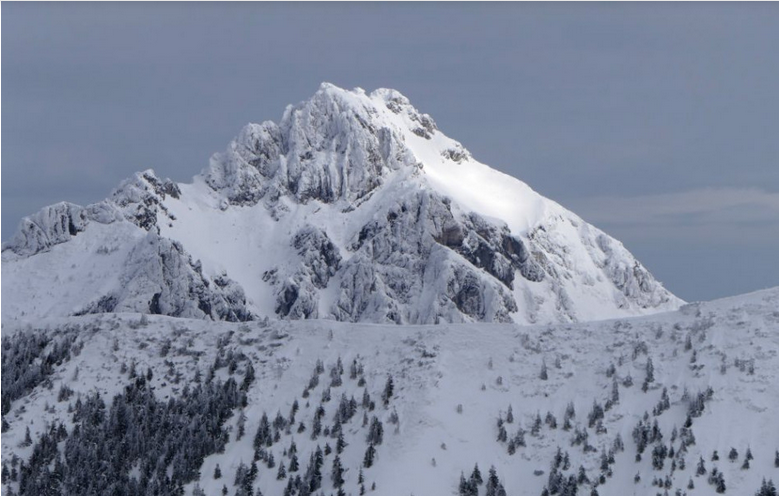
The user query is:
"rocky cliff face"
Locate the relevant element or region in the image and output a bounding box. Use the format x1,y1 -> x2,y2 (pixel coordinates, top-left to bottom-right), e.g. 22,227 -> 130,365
2,83 -> 683,324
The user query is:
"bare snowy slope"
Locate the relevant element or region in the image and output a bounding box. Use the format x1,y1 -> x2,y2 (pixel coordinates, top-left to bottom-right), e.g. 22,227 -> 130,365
1,288 -> 777,496
3,83 -> 682,325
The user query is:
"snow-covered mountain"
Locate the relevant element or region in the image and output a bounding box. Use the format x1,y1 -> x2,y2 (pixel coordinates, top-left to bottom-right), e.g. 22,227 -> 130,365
1,288 -> 777,496
3,83 -> 682,325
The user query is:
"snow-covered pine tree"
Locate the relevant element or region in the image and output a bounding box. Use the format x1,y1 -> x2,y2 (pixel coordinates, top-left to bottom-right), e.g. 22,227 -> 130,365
756,478 -> 778,496
382,375 -> 394,407
363,444 -> 376,468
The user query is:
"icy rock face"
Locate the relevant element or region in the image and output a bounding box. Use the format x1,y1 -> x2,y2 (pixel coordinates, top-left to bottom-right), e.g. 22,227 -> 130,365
205,83 -> 420,208
77,232 -> 252,322
270,226 -> 342,319
4,202 -> 90,257
111,170 -> 181,231
325,191 -> 536,324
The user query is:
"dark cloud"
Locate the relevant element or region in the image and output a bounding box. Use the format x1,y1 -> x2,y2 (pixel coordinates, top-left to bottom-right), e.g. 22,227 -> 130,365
2,2 -> 777,301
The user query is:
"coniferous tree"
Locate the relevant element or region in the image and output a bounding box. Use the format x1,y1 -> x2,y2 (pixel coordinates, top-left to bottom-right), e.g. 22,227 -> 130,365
532,412 -> 543,436
645,357 -> 655,384
336,429 -> 347,454
237,412 -> 247,441
22,426 -> 32,447
486,466 -> 500,496
363,444 -> 376,468
382,375 -> 394,407
756,478 -> 778,496
214,464 -> 222,479
459,472 -> 469,496
497,424 -> 508,443
716,472 -> 727,494
578,466 -> 589,485
729,448 -> 739,462
611,379 -> 620,405
331,455 -> 345,488
471,464 -> 483,486
277,461 -> 287,480
289,454 -> 299,473
255,412 -> 272,451
367,416 -> 384,445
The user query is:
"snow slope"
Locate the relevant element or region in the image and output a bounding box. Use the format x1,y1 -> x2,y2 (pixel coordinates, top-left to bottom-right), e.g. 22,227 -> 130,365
1,288 -> 777,496
3,83 -> 682,325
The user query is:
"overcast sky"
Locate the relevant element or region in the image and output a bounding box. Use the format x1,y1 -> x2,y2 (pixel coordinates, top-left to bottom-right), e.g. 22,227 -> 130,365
2,2 -> 778,302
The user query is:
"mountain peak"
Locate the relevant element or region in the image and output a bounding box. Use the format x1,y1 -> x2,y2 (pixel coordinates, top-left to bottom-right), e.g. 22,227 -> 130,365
3,85 -> 683,325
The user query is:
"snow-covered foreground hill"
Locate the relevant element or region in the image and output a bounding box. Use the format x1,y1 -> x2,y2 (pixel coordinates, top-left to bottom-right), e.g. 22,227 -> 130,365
1,288 -> 777,496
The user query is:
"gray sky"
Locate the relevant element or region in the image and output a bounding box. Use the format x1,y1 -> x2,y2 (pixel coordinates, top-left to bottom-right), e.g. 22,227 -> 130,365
2,2 -> 778,302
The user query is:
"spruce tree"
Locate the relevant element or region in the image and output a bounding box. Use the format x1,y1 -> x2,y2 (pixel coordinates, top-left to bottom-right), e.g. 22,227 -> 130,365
459,472 -> 469,496
470,464 -> 483,485
23,426 -> 32,447
716,472 -> 726,494
331,455 -> 345,488
645,357 -> 655,384
363,444 -> 376,468
367,416 -> 384,445
336,430 -> 347,454
486,466 -> 500,496
497,424 -> 508,443
532,412 -> 542,436
382,375 -> 394,407
757,478 -> 778,496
